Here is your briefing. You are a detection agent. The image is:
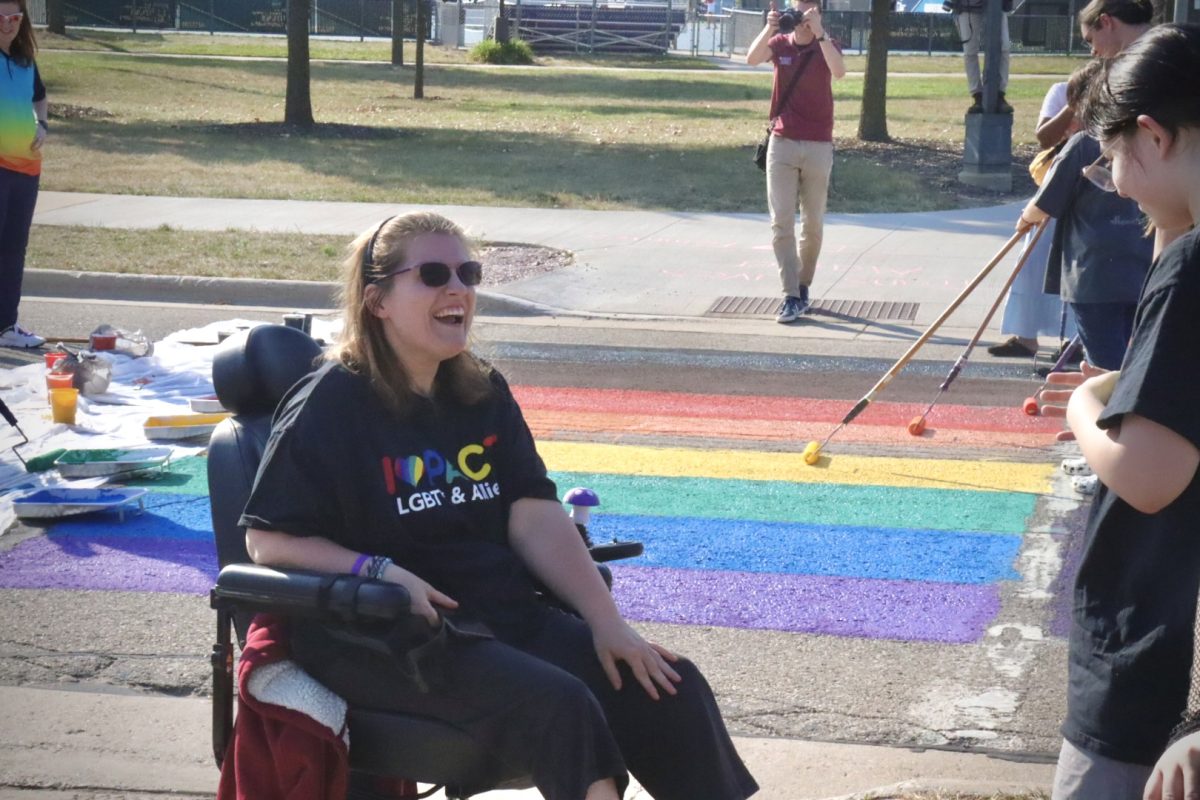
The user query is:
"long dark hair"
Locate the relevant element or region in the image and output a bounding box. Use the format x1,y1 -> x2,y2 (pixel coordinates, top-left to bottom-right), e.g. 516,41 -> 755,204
330,211 -> 493,414
2,0 -> 37,65
1082,24 -> 1200,142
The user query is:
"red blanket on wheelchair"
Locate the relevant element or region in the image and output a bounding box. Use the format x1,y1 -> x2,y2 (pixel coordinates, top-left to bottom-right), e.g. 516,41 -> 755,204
217,614 -> 349,800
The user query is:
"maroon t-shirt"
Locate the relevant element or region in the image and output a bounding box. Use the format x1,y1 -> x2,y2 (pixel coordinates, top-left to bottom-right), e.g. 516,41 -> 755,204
768,33 -> 836,142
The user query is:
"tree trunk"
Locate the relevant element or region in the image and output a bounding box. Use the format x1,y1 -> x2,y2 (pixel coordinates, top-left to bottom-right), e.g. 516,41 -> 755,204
286,0 -> 315,128
414,0 -> 425,99
392,0 -> 405,65
47,0 -> 66,35
857,0 -> 891,142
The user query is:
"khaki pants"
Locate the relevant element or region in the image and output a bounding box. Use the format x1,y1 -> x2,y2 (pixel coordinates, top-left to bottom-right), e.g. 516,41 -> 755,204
766,135 -> 833,298
954,10 -> 1010,96
1051,739 -> 1152,800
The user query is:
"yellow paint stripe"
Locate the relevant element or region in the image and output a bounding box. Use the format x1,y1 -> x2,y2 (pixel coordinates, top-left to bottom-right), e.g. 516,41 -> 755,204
536,441 -> 1054,495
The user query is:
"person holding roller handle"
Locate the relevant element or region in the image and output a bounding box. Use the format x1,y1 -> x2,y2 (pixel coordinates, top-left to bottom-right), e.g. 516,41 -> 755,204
746,0 -> 845,324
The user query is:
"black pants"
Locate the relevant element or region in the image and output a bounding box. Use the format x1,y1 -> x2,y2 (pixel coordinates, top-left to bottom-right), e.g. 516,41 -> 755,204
0,168 -> 39,331
292,608 -> 758,800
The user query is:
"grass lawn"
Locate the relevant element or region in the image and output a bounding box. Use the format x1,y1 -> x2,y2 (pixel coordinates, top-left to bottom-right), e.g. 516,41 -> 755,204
41,45 -> 1053,213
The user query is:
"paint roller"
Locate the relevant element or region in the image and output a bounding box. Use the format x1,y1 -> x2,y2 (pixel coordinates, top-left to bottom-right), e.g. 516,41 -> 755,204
907,220 -> 1048,435
804,227 -> 1027,465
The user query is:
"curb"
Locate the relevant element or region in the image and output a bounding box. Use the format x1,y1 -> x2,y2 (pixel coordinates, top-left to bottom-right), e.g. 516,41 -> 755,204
23,269 -> 558,317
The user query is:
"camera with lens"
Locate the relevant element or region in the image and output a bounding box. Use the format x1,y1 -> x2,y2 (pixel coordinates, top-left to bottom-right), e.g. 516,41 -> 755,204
776,6 -> 805,33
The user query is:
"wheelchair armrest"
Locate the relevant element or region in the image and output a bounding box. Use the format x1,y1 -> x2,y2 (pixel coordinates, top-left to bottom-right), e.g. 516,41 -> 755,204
589,541 -> 643,562
210,563 -> 414,625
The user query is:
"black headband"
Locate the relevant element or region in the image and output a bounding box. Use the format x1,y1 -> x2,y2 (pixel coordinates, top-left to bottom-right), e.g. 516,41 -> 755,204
362,215 -> 397,278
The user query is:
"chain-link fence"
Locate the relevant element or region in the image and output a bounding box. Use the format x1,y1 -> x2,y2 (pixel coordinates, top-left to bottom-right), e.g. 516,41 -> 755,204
723,7 -> 1090,55
34,1 -> 1094,55
41,0 -> 435,40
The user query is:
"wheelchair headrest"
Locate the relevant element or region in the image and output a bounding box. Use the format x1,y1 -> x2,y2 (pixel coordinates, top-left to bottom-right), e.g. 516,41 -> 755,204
212,324 -> 324,416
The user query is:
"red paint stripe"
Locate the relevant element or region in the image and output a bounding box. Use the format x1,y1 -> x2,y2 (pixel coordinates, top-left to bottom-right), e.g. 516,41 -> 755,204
523,409 -> 1055,451
511,385 -> 1059,434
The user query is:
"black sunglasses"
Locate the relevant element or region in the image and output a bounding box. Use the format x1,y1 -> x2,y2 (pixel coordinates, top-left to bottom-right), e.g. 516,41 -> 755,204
374,261 -> 484,288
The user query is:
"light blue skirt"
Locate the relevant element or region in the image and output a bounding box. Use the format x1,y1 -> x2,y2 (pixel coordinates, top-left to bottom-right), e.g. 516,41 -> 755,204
1000,218 -> 1078,341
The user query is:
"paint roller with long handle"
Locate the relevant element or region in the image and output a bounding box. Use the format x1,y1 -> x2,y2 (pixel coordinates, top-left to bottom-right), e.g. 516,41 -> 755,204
908,219 -> 1048,435
803,227 -> 1027,465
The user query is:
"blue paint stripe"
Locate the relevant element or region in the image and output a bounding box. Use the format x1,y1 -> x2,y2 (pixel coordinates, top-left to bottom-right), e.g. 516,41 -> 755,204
588,514 -> 1021,584
45,493 -> 213,541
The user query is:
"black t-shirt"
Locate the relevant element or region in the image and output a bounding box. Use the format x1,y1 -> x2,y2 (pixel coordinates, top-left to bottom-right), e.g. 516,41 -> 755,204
1034,132 -> 1151,304
1064,226 -> 1200,764
240,361 -> 560,635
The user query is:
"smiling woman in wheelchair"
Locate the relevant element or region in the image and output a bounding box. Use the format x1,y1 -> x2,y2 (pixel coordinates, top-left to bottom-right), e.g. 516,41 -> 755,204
239,211 -> 759,800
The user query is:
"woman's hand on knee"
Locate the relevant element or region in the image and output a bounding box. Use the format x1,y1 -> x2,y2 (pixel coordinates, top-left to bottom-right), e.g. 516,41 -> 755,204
591,618 -> 681,701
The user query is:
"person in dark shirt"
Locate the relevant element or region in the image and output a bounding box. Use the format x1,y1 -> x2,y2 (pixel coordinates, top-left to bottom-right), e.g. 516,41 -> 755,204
1037,24 -> 1200,800
1017,59 -> 1152,373
240,211 -> 758,800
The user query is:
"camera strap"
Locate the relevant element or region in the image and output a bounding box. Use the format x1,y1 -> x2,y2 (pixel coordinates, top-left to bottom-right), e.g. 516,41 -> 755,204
768,45 -> 820,128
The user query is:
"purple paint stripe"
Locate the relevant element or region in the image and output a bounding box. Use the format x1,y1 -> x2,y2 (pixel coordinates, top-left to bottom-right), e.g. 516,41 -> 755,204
0,535 -> 215,594
611,566 -> 1000,644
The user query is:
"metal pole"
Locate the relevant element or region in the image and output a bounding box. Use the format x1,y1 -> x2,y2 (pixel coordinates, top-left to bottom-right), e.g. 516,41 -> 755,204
1066,0 -> 1074,53
1174,0 -> 1187,23
665,0 -> 672,54
209,0 -> 214,34
591,0 -> 597,52
982,0 -> 1001,112
360,0 -> 366,40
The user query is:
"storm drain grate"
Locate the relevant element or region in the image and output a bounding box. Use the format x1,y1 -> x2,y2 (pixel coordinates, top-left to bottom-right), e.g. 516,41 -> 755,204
706,296 -> 919,322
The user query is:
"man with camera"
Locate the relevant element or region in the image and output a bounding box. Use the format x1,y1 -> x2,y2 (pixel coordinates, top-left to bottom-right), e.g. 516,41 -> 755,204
944,0 -> 1013,114
747,0 -> 845,324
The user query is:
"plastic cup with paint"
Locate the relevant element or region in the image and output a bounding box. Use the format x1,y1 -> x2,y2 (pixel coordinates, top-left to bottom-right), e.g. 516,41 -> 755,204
46,371 -> 74,391
49,388 -> 79,425
44,351 -> 67,370
90,332 -> 117,351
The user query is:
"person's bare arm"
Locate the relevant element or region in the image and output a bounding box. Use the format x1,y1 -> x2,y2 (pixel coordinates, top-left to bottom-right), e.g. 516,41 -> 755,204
1035,105 -> 1074,149
245,527 -> 457,623
746,9 -> 779,65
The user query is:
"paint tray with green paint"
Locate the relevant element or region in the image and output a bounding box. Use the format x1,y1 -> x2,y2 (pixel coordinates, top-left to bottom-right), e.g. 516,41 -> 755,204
53,447 -> 173,479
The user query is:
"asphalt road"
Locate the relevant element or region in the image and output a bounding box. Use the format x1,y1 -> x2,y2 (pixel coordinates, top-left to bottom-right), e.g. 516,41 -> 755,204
0,295 -> 1070,769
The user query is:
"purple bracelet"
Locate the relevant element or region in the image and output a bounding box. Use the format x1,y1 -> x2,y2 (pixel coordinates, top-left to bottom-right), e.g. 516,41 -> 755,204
351,554 -> 370,576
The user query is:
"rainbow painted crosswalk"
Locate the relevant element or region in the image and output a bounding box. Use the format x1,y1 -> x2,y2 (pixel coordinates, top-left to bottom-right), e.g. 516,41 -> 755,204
0,384 -> 1060,648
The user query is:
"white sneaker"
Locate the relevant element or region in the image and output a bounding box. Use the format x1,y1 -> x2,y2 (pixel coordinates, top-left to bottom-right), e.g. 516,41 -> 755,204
1061,457 -> 1094,476
0,323 -> 45,349
1072,475 -> 1099,495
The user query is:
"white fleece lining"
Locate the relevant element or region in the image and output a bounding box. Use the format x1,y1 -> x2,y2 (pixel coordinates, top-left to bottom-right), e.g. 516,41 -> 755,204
247,659 -> 350,748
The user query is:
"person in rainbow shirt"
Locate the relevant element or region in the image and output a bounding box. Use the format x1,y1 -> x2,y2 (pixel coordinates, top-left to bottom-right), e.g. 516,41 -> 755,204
0,0 -> 47,349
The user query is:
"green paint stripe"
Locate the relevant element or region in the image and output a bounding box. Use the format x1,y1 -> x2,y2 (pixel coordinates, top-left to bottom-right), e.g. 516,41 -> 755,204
125,455 -> 210,495
550,471 -> 1036,534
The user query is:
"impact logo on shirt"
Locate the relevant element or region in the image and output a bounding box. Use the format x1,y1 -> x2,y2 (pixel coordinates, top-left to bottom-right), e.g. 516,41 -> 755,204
379,434 -> 502,515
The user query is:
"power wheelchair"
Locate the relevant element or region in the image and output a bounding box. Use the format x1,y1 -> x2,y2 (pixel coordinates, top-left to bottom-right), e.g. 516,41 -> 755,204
207,324 -> 641,800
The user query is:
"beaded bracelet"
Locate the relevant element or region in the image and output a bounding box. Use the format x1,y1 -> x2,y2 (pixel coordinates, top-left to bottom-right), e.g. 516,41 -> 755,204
367,555 -> 393,580
351,554 -> 370,576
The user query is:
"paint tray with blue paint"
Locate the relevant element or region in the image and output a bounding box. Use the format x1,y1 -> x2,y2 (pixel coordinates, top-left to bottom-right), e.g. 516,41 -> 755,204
143,413 -> 229,441
12,487 -> 148,521
52,447 -> 172,479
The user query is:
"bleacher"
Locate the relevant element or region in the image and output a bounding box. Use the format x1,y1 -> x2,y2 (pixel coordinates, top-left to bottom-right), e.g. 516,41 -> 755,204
503,2 -> 688,53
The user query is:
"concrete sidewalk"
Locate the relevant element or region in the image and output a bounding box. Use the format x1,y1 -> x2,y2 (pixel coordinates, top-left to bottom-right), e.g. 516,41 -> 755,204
32,191 -> 1032,348
0,684 -> 1054,800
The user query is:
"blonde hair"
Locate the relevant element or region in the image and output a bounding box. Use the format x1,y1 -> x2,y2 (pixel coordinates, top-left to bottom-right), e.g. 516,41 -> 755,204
329,211 -> 493,413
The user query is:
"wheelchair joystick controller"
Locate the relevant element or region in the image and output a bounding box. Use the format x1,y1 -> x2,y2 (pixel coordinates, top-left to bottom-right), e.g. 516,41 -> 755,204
563,486 -> 600,547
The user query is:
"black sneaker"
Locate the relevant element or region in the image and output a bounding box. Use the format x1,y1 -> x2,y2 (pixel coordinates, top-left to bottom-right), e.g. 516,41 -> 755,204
967,93 -> 984,114
796,285 -> 812,315
776,296 -> 803,324
987,336 -> 1037,358
997,92 -> 1014,114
